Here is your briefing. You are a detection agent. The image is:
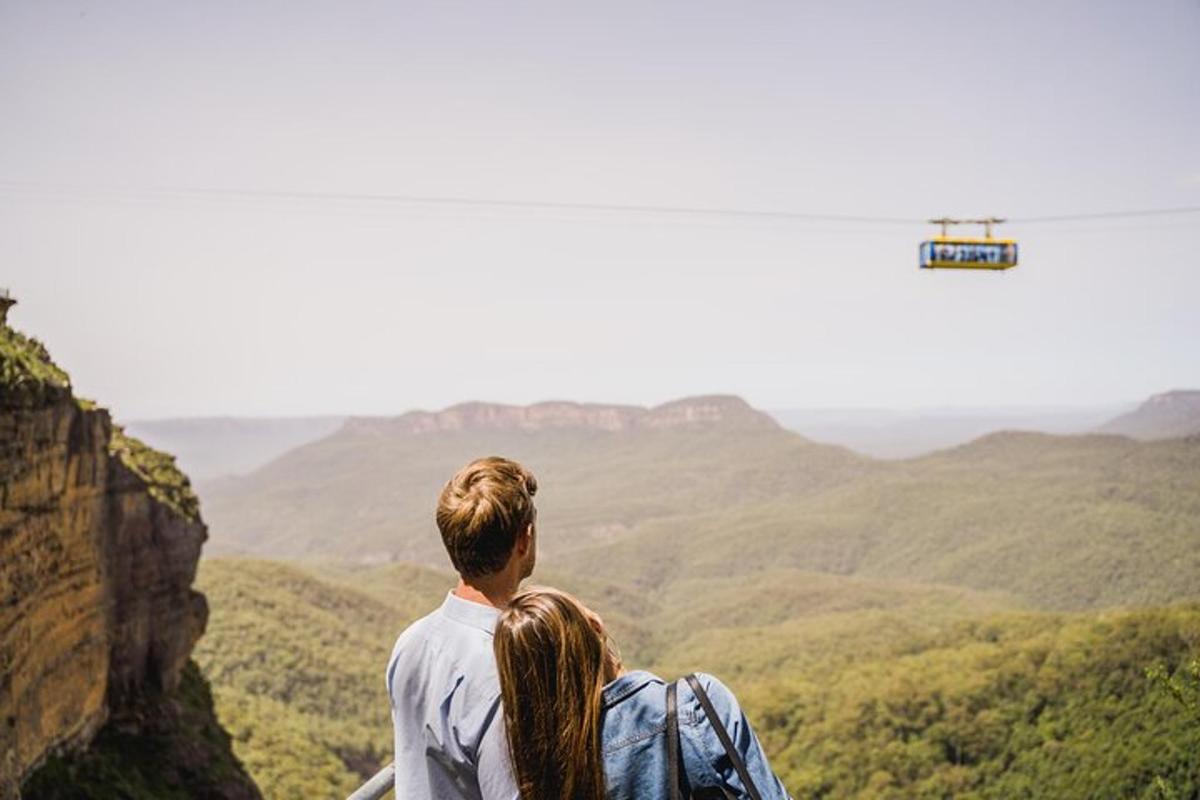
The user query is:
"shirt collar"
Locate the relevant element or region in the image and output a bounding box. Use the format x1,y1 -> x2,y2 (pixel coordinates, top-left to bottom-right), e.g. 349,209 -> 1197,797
602,670 -> 661,709
439,590 -> 502,635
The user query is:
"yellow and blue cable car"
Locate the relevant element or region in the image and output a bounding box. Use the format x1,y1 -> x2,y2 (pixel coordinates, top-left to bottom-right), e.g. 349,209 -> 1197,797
920,218 -> 1018,270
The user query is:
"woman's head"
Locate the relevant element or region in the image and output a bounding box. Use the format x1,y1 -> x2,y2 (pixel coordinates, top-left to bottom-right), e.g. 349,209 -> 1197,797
494,587 -> 621,800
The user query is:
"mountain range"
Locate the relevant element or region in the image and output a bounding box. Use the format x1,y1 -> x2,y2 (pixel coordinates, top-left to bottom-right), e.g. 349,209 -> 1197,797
126,391 -> 1200,481
117,390 -> 1200,797
197,394 -> 1200,611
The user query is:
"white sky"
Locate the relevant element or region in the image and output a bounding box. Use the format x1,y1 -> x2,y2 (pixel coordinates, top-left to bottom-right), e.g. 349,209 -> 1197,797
2,0 -> 1198,419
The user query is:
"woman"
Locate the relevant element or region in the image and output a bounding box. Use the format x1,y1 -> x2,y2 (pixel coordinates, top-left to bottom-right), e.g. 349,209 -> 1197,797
493,587 -> 791,800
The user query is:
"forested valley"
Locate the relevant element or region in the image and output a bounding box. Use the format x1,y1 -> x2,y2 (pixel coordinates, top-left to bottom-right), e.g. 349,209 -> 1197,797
182,398 -> 1200,798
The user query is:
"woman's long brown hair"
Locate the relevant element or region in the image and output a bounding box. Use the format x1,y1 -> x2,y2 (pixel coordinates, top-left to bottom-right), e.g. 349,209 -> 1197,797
494,588 -> 620,800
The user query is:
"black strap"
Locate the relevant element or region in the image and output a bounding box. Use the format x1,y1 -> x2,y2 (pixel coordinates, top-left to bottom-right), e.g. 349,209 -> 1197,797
666,681 -> 683,800
685,674 -> 764,800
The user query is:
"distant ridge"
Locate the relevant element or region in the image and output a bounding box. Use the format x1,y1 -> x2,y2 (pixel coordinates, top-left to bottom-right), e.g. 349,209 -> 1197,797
126,416 -> 347,480
197,389 -> 1200,614
342,394 -> 779,436
770,404 -> 1127,459
1098,390 -> 1200,440
939,429 -> 1141,456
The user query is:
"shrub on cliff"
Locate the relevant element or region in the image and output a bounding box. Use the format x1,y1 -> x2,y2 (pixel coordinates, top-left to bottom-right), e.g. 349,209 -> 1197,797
109,427 -> 202,522
0,323 -> 71,407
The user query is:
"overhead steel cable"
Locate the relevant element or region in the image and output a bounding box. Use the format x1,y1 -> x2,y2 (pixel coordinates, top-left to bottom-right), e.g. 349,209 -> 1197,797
1008,206 -> 1200,224
184,188 -> 923,225
0,180 -> 920,225
0,179 -> 1198,226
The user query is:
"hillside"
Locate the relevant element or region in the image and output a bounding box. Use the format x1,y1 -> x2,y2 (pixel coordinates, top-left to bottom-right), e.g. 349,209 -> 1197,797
1099,390 -> 1200,441
191,557 -> 1014,796
200,398 -> 1200,612
189,392 -> 1200,797
191,558 -> 451,798
771,404 -> 1125,459
652,603 -> 1200,798
556,430 -> 1200,609
193,558 -> 1200,799
200,395 -> 868,565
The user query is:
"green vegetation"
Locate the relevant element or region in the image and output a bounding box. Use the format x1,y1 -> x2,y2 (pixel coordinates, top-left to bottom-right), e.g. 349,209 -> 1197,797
1148,654 -> 1200,720
651,603 -> 1200,798
553,432 -> 1200,610
193,557 -> 1200,799
110,427 -> 202,522
20,661 -> 260,800
0,319 -> 201,521
0,322 -> 71,405
192,558 -> 451,798
1,320 -> 200,523
181,400 -> 1200,796
1146,652 -> 1200,799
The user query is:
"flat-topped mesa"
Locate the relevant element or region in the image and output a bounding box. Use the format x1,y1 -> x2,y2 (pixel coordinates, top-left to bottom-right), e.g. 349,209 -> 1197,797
641,395 -> 778,430
342,394 -> 780,436
1144,389 -> 1200,406
1098,389 -> 1200,441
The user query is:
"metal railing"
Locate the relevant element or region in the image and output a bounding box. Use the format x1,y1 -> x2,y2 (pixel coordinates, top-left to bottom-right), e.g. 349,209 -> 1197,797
347,763 -> 394,800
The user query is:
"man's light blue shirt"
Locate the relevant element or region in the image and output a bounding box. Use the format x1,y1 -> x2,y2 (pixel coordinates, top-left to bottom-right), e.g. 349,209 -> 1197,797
386,591 -> 518,800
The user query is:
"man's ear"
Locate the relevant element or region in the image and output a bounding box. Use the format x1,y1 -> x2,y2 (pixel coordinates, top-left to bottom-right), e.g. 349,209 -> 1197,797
516,523 -> 533,555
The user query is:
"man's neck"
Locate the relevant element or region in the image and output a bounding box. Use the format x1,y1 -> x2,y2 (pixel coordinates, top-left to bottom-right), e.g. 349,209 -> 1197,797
453,575 -> 519,610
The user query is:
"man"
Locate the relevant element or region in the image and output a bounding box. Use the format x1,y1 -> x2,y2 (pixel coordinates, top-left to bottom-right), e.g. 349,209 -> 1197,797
386,456 -> 537,800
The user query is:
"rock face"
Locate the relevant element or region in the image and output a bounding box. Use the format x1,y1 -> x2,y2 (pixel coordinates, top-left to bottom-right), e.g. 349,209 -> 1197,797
0,322 -> 208,796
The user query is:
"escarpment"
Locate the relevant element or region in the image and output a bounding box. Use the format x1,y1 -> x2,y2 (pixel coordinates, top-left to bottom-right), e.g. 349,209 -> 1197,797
0,316 -> 258,798
340,394 -> 780,437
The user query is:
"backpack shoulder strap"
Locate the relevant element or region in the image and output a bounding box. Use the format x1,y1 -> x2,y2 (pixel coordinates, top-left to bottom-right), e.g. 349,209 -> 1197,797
666,680 -> 683,800
684,674 -> 763,800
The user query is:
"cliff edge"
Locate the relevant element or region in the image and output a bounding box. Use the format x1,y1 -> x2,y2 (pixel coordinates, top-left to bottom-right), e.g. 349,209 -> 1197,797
0,315 -> 258,798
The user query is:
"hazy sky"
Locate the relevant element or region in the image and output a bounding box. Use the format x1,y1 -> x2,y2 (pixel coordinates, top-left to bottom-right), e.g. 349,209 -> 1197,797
2,0 -> 1198,419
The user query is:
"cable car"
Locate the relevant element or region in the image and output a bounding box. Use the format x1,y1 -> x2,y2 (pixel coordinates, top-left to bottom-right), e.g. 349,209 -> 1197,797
920,217 -> 1018,271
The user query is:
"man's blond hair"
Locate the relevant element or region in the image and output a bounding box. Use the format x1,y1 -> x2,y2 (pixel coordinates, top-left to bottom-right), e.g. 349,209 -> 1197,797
436,457 -> 538,578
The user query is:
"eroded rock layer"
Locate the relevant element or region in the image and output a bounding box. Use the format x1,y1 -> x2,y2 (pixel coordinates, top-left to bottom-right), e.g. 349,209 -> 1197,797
1,322 -> 208,797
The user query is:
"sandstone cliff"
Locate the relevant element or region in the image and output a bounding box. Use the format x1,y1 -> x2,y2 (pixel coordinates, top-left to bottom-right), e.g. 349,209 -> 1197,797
0,318 -> 258,798
340,394 -> 780,437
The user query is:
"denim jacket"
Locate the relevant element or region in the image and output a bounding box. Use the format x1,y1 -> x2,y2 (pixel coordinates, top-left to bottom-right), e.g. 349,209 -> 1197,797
600,670 -> 792,800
